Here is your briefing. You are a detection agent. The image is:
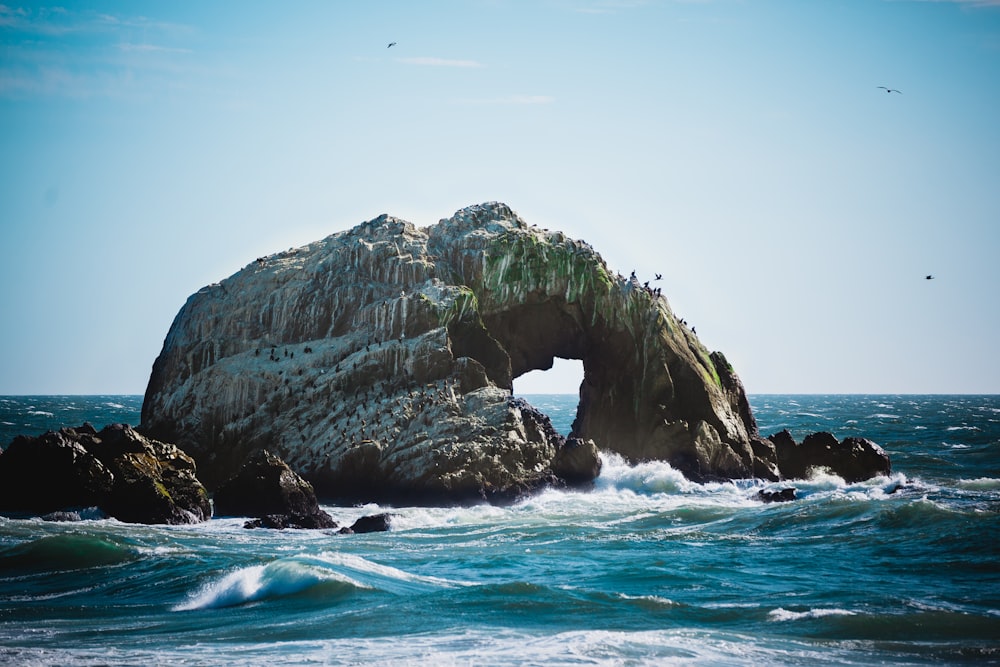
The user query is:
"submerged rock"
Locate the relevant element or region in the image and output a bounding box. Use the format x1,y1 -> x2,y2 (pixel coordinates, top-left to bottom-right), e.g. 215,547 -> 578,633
757,488 -> 797,503
41,507 -> 108,522
346,513 -> 393,534
139,202 -> 889,500
0,423 -> 210,524
244,512 -> 339,530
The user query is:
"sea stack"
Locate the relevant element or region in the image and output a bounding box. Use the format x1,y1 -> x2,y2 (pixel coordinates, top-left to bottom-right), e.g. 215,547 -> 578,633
140,202 -> 885,502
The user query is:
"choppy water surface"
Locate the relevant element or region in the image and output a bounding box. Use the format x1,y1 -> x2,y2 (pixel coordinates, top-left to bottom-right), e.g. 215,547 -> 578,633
1,394 -> 998,665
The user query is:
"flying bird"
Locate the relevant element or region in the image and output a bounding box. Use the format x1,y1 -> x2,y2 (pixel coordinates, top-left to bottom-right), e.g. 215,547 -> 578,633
655,273 -> 662,281
387,42 -> 397,48
925,275 -> 935,280
877,86 -> 902,94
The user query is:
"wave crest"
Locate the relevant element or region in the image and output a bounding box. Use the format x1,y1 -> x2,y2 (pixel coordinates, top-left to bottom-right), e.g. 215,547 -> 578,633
173,552 -> 459,611
768,607 -> 857,622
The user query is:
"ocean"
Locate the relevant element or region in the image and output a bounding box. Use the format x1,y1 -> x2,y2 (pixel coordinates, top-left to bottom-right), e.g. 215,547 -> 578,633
1,394 -> 998,666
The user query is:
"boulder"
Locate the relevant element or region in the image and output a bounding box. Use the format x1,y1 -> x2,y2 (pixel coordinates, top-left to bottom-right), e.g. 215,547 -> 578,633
214,449 -> 323,517
347,513 -> 393,534
0,424 -> 113,514
770,430 -> 891,483
552,437 -> 602,484
0,424 -> 210,524
216,449 -> 339,529
138,202 -> 888,499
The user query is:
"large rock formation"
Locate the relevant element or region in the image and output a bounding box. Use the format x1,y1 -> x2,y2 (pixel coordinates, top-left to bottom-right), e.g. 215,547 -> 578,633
0,423 -> 211,524
140,202 -> 885,501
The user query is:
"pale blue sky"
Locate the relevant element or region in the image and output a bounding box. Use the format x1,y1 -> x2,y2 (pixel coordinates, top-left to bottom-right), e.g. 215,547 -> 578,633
1,0 -> 998,395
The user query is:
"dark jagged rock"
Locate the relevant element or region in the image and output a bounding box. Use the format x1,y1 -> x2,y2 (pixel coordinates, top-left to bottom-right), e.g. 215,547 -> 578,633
770,430 -> 891,483
41,508 -> 107,522
139,202 -> 890,499
214,449 -> 323,517
0,424 -> 210,524
749,437 -> 781,481
757,488 -> 797,503
348,513 -> 393,533
244,512 -> 339,530
0,424 -> 113,514
92,424 -> 212,524
217,449 -> 338,529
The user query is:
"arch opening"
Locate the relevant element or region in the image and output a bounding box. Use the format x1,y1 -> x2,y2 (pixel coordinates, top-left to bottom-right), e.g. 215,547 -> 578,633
513,357 -> 584,436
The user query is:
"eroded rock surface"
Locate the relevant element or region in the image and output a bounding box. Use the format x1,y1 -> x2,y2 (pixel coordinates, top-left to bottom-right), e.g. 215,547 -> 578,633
140,202 -> 888,500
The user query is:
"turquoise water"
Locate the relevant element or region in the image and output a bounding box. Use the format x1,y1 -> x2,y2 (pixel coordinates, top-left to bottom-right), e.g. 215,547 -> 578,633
1,395 -> 998,665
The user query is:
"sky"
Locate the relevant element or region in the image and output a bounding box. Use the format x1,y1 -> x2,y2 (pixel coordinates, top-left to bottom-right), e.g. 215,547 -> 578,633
1,0 -> 999,396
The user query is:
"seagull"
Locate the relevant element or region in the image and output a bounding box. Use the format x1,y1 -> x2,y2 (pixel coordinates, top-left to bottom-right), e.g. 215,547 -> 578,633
925,275 -> 935,280
387,42 -> 397,48
877,86 -> 902,94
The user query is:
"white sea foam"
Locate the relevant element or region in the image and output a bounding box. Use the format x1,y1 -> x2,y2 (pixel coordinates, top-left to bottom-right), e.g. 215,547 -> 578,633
957,477 -> 1000,491
595,453 -> 693,495
615,592 -> 677,607
768,607 -> 857,622
0,627 -> 878,667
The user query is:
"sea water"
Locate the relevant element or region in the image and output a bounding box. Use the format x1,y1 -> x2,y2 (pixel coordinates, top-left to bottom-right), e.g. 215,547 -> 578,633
1,394 -> 998,666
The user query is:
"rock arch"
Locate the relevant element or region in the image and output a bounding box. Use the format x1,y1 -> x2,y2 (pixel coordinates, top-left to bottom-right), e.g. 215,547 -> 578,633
437,207 -> 761,481
141,203 -> 776,500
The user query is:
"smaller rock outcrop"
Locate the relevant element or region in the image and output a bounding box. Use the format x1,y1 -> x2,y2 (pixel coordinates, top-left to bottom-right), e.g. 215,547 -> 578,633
244,513 -> 339,530
216,449 -> 338,529
344,513 -> 393,534
215,449 -> 322,516
552,437 -> 602,484
770,430 -> 891,483
757,487 -> 797,503
0,423 -> 210,525
0,424 -> 112,513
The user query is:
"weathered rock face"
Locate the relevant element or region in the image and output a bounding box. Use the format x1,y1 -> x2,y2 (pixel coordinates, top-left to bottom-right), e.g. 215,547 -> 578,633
140,202 -> 884,500
0,423 -> 211,524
